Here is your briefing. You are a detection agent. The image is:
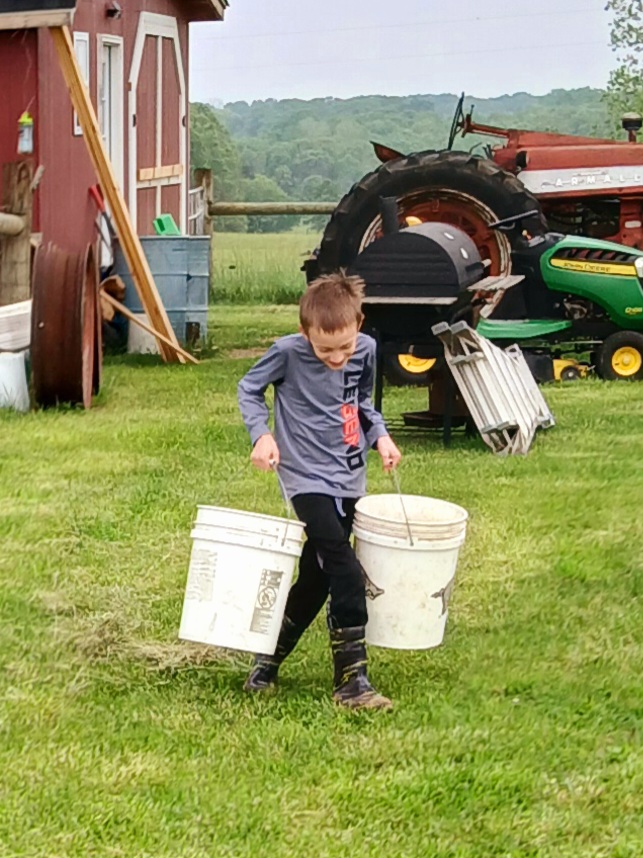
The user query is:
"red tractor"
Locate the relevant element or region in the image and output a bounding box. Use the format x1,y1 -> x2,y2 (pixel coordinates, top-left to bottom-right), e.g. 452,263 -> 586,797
450,95 -> 643,250
306,96 -> 643,384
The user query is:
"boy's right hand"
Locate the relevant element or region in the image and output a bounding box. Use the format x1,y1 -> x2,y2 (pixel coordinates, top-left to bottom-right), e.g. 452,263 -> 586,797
251,434 -> 281,471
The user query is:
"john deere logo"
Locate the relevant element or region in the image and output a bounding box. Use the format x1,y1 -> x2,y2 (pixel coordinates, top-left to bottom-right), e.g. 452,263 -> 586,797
551,258 -> 637,277
625,307 -> 643,315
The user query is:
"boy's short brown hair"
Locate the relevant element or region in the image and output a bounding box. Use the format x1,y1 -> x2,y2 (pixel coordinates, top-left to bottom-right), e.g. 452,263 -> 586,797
299,270 -> 365,333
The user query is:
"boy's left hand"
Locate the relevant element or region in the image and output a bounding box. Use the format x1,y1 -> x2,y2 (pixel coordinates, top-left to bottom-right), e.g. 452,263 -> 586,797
376,435 -> 402,471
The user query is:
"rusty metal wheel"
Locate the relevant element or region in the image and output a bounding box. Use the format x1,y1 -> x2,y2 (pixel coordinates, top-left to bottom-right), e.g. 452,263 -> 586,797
31,244 -> 98,409
357,188 -> 513,274
92,260 -> 103,396
310,150 -> 546,280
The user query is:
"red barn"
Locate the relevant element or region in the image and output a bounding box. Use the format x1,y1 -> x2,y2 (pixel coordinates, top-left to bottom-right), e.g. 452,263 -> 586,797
0,0 -> 226,258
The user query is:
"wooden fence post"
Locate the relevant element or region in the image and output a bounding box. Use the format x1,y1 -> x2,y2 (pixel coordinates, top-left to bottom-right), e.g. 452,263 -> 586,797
194,168 -> 214,300
193,168 -> 213,236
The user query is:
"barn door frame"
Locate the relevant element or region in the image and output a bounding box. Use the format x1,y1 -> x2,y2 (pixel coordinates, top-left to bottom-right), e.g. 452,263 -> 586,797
97,33 -> 125,191
128,12 -> 186,233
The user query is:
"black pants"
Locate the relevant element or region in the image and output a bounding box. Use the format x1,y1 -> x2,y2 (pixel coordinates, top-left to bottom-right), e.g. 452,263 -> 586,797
285,494 -> 367,631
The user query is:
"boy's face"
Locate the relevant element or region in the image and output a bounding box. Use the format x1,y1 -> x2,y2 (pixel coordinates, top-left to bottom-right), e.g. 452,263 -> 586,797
302,323 -> 360,371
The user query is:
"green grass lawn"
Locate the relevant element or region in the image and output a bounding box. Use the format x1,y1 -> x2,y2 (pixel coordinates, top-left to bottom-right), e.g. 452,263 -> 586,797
1,303 -> 642,857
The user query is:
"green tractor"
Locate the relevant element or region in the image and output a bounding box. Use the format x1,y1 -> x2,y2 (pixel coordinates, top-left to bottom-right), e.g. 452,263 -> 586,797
477,210 -> 643,381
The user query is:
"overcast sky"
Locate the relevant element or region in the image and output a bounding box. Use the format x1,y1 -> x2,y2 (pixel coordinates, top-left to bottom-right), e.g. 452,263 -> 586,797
189,0 -> 617,105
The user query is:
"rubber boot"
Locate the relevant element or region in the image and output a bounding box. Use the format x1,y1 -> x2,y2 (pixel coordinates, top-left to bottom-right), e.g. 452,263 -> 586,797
243,615 -> 303,692
330,626 -> 393,711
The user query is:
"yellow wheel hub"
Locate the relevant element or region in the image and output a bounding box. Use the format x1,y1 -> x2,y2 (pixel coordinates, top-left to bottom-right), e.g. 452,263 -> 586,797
398,355 -> 436,374
611,346 -> 642,377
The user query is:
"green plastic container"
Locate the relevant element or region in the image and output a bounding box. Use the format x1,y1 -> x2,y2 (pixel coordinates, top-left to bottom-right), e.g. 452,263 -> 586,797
153,214 -> 181,236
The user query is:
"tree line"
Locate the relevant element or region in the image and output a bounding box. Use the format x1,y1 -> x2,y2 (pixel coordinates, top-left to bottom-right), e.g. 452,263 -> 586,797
189,86 -> 635,233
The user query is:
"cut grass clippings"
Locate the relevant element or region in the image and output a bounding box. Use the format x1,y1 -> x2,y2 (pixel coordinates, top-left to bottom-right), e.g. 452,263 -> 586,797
1,300 -> 642,858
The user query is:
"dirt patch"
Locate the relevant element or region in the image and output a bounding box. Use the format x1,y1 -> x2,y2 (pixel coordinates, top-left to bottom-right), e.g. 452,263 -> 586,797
228,347 -> 269,359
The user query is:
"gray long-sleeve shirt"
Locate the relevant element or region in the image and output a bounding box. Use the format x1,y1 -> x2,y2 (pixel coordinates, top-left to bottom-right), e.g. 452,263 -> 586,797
238,333 -> 388,499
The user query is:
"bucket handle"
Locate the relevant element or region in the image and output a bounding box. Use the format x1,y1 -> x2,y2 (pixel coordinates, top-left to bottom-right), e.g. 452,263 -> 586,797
390,468 -> 414,547
213,458 -> 297,547
270,459 -> 293,517
270,460 -> 296,546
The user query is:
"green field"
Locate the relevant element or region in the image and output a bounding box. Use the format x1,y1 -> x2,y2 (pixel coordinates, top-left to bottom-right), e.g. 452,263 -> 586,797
211,232 -> 320,304
1,255 -> 643,856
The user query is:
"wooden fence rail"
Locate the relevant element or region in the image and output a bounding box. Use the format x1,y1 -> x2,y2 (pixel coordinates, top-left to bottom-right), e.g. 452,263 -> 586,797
208,201 -> 337,217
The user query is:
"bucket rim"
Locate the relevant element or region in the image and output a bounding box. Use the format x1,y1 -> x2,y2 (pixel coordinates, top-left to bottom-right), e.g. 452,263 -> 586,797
196,504 -> 305,529
353,523 -> 466,550
355,494 -> 468,525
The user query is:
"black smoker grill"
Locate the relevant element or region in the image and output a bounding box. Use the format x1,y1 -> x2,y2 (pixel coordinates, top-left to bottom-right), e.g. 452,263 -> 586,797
351,221 -> 485,346
348,217 -> 522,436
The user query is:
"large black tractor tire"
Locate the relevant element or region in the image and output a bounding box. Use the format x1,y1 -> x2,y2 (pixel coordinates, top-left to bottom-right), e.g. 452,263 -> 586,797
596,330 -> 643,380
309,149 -> 546,279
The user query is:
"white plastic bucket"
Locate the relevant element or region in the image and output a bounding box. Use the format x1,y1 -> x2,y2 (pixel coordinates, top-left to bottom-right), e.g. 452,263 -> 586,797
354,494 -> 468,650
127,313 -> 159,354
179,505 -> 305,655
0,351 -> 30,412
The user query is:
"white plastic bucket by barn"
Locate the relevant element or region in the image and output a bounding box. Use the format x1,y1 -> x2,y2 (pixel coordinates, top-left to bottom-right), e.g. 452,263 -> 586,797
127,314 -> 159,355
0,351 -> 30,412
353,494 -> 468,650
179,505 -> 305,655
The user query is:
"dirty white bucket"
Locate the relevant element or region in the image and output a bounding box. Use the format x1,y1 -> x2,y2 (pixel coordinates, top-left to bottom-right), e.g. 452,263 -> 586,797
179,505 -> 305,655
0,350 -> 30,412
127,313 -> 159,354
353,494 -> 468,650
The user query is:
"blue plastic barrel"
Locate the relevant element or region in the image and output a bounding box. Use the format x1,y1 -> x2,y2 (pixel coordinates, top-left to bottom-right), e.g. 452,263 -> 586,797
112,236 -> 210,345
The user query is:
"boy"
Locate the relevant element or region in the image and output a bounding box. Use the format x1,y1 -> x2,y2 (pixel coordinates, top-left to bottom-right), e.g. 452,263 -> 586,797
237,271 -> 401,711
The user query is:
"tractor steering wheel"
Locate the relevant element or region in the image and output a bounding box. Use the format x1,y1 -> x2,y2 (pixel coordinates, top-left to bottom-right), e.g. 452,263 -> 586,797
447,92 -> 466,150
